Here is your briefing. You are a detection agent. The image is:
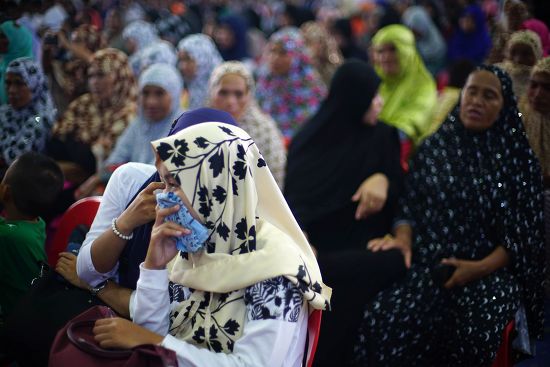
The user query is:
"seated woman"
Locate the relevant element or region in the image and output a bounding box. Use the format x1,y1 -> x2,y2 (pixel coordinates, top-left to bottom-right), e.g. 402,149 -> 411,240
284,60 -> 405,366
91,122 -> 331,366
0,58 -> 55,174
256,28 -> 326,139
49,48 -> 137,186
370,24 -> 437,166
354,65 -> 545,366
208,61 -> 287,188
177,34 -> 223,110
121,20 -> 160,76
74,109 -> 239,302
497,30 -> 543,99
74,63 -> 183,199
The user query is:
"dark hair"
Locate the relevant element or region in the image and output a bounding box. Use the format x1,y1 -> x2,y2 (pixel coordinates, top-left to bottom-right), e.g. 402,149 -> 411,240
449,59 -> 477,88
4,152 -> 64,217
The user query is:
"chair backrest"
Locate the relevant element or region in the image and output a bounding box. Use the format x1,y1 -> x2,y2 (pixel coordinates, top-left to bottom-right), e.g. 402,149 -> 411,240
47,196 -> 101,267
306,309 -> 322,367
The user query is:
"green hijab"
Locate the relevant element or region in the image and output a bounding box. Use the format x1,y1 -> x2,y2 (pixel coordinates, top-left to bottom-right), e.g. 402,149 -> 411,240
0,21 -> 34,104
372,24 -> 436,144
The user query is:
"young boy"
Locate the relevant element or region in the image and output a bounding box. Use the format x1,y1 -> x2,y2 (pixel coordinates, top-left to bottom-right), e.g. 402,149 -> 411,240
0,152 -> 64,320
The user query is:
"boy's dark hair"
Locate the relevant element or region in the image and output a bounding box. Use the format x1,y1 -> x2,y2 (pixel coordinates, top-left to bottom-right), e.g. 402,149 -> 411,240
4,152 -> 64,217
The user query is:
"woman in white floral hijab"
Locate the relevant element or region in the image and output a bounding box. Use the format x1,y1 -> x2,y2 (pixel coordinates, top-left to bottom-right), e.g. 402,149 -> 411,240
93,121 -> 330,367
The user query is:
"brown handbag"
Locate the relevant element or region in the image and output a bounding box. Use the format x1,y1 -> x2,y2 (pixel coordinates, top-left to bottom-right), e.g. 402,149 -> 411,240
48,305 -> 178,367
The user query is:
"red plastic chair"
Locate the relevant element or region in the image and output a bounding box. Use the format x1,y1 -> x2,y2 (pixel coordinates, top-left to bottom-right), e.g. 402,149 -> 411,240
491,320 -> 516,367
306,310 -> 323,367
47,196 -> 101,267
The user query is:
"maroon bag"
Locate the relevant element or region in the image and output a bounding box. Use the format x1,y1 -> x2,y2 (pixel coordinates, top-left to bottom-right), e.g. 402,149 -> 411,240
48,306 -> 178,367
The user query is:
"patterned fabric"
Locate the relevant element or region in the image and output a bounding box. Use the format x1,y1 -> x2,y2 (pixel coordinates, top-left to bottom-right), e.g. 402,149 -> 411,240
245,276 -> 303,322
354,65 -> 545,365
207,61 -> 287,188
152,122 -> 330,354
53,48 -> 137,151
371,24 -> 437,144
300,21 -> 343,86
0,21 -> 33,104
521,57 -> 550,176
155,11 -> 199,46
256,28 -> 327,139
122,20 -> 160,75
0,58 -> 55,164
177,34 -> 223,109
497,30 -> 543,98
134,41 -> 178,76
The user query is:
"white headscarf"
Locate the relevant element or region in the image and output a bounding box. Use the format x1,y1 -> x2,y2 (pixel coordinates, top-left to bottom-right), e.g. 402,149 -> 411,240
152,122 -> 330,353
177,34 -> 223,109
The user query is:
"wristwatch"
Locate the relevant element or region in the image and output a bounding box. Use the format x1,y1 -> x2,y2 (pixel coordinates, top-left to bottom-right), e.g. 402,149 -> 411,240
89,280 -> 109,296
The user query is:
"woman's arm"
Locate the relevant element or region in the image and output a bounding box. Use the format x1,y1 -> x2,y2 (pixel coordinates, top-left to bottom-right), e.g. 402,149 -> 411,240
442,246 -> 510,289
76,163 -> 156,285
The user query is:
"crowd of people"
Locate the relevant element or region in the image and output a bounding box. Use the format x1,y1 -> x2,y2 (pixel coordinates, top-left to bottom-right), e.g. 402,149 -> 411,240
0,0 -> 549,366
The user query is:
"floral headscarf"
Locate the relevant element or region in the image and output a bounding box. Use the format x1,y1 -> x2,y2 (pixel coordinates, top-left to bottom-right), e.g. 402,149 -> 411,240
300,21 -> 344,86
152,122 -> 330,353
53,48 -> 137,149
0,57 -> 55,164
207,61 -> 287,188
177,34 -> 223,110
256,28 -> 326,138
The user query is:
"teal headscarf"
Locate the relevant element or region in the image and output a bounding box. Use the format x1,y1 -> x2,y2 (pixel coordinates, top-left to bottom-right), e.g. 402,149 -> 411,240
1,21 -> 34,104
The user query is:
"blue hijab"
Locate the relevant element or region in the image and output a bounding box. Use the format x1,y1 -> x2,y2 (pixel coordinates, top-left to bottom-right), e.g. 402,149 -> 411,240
217,15 -> 249,61
118,108 -> 237,289
448,4 -> 492,64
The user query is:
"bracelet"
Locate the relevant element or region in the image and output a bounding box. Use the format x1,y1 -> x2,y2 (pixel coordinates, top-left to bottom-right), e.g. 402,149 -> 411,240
89,280 -> 109,296
111,217 -> 133,240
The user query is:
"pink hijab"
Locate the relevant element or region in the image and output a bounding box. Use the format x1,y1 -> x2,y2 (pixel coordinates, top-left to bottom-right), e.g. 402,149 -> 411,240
521,19 -> 550,56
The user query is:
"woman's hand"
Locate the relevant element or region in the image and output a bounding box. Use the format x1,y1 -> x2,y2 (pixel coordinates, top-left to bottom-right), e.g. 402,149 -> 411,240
441,258 -> 486,289
55,252 -> 89,289
352,173 -> 389,220
143,205 -> 191,270
116,182 -> 165,234
93,317 -> 163,349
367,234 -> 412,268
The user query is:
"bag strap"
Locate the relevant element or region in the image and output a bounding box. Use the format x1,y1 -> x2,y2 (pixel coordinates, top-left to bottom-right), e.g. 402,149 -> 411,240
67,319 -> 132,359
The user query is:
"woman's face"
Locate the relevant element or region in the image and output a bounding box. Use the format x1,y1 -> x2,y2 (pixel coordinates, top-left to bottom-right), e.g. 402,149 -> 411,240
373,43 -> 399,76
6,72 -> 32,109
155,156 -> 202,222
508,42 -> 537,67
214,24 -> 235,50
125,38 -> 137,55
211,73 -> 250,120
459,70 -> 504,131
88,65 -> 115,102
268,42 -> 292,76
178,50 -> 197,80
141,85 -> 172,122
363,94 -> 384,126
527,71 -> 550,115
459,14 -> 476,33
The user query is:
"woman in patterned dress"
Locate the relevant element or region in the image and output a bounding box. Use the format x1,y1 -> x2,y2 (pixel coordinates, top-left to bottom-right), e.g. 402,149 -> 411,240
0,57 -> 55,173
91,121 -> 331,366
353,65 -> 545,366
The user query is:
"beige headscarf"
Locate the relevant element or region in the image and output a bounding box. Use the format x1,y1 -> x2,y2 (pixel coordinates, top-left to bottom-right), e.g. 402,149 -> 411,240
497,30 -> 543,98
521,57 -> 550,176
152,122 -> 330,354
207,61 -> 287,188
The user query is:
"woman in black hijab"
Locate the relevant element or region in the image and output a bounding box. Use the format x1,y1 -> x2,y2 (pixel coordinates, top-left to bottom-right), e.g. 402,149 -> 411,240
353,65 -> 545,366
284,60 -> 406,366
